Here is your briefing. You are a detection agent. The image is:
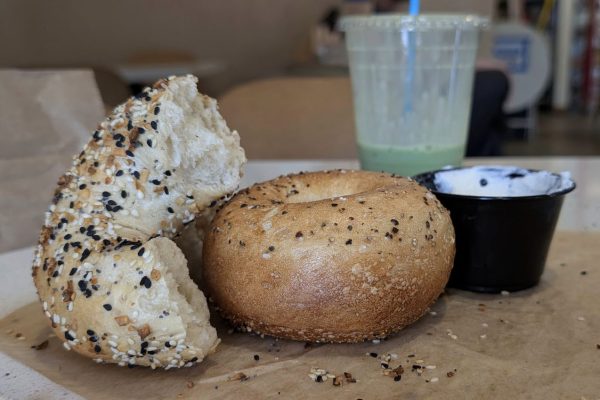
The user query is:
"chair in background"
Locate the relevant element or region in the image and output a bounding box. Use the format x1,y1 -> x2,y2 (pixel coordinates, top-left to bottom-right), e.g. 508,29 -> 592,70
217,77 -> 357,159
219,74 -> 509,160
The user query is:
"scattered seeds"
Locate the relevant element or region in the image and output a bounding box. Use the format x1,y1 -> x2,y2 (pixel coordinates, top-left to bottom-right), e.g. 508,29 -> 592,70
31,340 -> 49,350
228,372 -> 248,382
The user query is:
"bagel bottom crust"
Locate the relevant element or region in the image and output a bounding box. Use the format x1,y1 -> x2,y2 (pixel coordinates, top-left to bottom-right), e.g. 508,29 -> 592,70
203,170 -> 455,343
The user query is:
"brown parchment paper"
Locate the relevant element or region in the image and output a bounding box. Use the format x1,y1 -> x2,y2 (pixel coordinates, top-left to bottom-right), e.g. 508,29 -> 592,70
1,231 -> 599,399
0,69 -> 104,252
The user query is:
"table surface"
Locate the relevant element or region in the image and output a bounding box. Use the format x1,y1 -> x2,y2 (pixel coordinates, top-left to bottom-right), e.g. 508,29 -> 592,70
1,157 -> 599,399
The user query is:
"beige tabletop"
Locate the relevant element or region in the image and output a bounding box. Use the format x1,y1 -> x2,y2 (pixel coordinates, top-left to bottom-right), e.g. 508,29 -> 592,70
0,157 -> 599,400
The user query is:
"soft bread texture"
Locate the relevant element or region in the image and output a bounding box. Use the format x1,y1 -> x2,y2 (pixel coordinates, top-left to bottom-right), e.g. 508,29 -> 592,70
203,170 -> 455,343
32,75 -> 246,368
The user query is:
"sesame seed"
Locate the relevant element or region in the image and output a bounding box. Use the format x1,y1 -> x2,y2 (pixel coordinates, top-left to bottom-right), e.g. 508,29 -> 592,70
345,239 -> 352,245
140,276 -> 152,289
150,121 -> 158,130
103,304 -> 112,311
268,245 -> 275,251
163,186 -> 169,195
146,139 -> 153,147
137,247 -> 145,257
126,150 -> 134,157
121,190 -> 127,198
167,207 -> 174,214
151,179 -> 161,185
154,106 -> 160,115
79,184 -> 87,190
80,248 -> 91,261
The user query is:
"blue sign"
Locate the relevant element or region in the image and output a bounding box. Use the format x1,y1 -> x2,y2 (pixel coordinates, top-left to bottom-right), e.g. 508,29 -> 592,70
493,35 -> 530,74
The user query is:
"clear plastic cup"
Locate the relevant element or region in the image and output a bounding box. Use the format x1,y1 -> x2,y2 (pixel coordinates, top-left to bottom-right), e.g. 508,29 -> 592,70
340,14 -> 488,176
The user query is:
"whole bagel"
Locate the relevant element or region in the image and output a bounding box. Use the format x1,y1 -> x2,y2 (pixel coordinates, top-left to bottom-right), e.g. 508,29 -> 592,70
32,75 -> 246,368
203,170 -> 455,343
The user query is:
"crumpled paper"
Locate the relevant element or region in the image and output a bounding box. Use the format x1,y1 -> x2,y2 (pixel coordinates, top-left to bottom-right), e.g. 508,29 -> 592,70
0,69 -> 104,252
1,231 -> 598,399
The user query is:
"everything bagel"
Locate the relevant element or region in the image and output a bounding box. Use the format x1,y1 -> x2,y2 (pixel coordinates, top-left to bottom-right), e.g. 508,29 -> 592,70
202,170 -> 455,343
32,75 -> 245,368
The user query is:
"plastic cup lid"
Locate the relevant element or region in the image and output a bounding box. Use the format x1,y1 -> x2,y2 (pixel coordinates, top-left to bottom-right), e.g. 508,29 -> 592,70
339,13 -> 489,32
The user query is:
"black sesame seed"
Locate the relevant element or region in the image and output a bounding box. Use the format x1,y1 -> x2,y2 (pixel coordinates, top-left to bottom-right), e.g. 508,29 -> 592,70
164,170 -> 171,176
64,233 -> 72,240
316,375 -> 323,383
102,191 -> 110,198
146,139 -> 153,147
392,227 -> 399,234
295,231 -> 303,238
115,141 -> 124,148
64,331 -> 75,341
480,178 -> 488,187
126,150 -> 135,157
115,170 -> 124,177
345,239 -> 352,245
150,121 -> 158,130
154,106 -> 160,115
138,127 -> 145,134
80,248 -> 91,261
86,329 -> 95,336
369,352 -> 378,358
163,186 -> 169,195
63,243 -> 70,252
69,201 -> 74,208
391,219 -> 399,225
79,184 -> 87,190
151,179 -> 160,185
394,375 -> 402,382
268,245 -> 275,251
103,239 -> 111,246
167,207 -> 174,214
80,227 -> 86,233
94,345 -> 101,353
253,354 -> 260,361
331,203 -> 338,207
121,190 -> 127,198
69,267 -> 77,276
107,199 -> 117,206
347,225 -> 353,231
102,304 -> 112,311
190,357 -> 198,363
140,276 -> 152,289
138,247 -> 145,257
112,206 -> 122,212
92,234 -> 101,241
78,280 -> 87,290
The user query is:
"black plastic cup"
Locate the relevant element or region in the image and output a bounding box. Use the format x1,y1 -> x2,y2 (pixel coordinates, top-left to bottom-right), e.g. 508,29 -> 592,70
413,166 -> 576,293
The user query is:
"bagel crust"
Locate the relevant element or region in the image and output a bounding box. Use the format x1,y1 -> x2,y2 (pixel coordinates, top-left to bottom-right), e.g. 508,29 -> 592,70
203,170 -> 455,343
32,75 -> 245,368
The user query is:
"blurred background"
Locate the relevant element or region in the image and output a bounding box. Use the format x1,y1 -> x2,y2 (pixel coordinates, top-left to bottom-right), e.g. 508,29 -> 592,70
1,0 -> 599,159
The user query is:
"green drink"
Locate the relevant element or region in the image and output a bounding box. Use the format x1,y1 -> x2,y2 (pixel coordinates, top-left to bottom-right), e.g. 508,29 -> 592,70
340,15 -> 486,177
358,142 -> 464,177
